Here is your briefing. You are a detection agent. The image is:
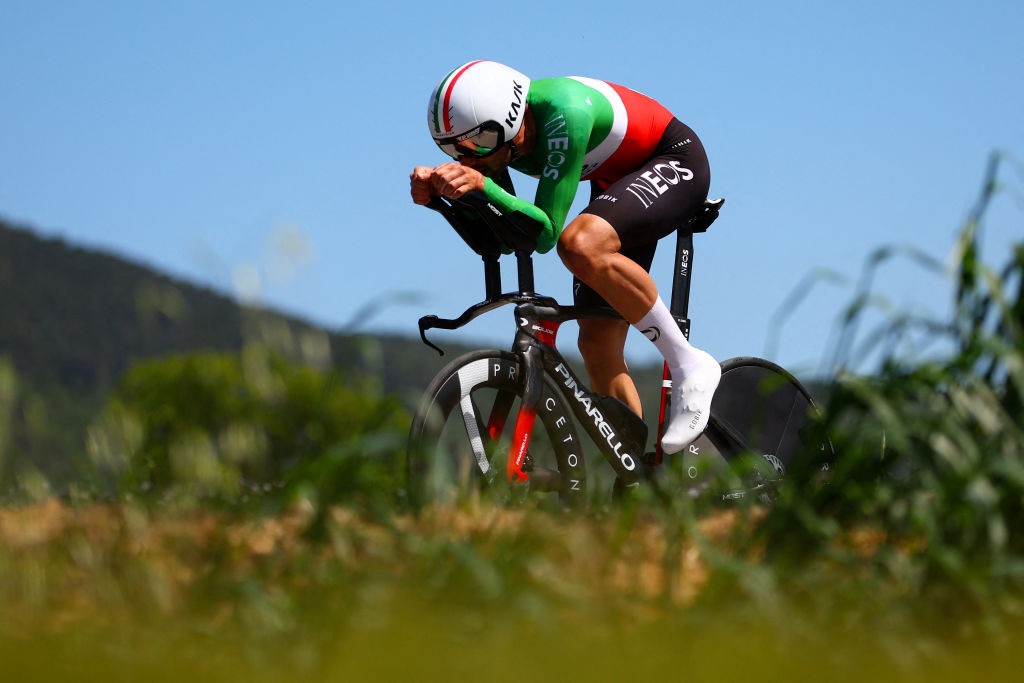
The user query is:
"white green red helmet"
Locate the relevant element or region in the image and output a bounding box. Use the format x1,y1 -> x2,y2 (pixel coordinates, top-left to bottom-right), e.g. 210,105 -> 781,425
427,60 -> 531,159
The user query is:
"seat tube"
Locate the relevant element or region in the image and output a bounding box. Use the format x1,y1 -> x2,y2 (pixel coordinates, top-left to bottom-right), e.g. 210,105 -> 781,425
658,230 -> 695,462
669,230 -> 695,339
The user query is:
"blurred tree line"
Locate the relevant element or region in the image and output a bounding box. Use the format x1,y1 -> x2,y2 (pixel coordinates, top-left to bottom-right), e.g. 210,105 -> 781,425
0,218 -> 485,497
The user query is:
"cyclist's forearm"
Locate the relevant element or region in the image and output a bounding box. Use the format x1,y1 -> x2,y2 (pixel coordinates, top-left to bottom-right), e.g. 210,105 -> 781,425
482,178 -> 558,253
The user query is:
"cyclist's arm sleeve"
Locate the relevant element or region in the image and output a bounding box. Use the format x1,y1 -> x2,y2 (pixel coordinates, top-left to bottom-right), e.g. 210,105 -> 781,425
531,110 -> 590,252
478,109 -> 590,254
480,177 -> 554,251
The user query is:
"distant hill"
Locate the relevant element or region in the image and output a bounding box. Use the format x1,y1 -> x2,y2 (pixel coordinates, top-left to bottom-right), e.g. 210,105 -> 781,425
0,217 -> 668,491
0,217 -> 483,487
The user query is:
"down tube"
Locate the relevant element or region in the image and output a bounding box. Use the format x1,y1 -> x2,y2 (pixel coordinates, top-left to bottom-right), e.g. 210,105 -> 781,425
543,354 -> 642,486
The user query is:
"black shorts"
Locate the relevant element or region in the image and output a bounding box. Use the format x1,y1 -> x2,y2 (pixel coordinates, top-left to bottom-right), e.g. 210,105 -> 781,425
573,118 -> 710,308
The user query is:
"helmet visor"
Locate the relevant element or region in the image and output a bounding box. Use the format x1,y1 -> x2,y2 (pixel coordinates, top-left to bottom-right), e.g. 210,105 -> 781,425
435,121 -> 506,159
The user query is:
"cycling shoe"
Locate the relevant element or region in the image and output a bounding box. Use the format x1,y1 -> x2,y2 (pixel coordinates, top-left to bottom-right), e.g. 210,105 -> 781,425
661,351 -> 722,454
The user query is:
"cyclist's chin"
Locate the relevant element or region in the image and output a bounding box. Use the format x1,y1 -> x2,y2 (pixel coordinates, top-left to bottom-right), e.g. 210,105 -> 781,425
462,154 -> 507,175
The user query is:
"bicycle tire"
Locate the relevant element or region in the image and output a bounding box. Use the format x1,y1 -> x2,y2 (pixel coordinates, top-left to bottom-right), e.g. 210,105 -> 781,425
407,349 -> 587,508
709,356 -> 829,475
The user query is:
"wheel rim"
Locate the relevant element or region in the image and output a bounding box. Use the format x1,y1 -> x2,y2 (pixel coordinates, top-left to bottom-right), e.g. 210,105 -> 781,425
408,351 -> 586,507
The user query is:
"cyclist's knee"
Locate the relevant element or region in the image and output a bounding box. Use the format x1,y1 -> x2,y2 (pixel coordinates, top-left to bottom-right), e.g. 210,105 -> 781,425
558,215 -> 619,277
557,225 -> 592,276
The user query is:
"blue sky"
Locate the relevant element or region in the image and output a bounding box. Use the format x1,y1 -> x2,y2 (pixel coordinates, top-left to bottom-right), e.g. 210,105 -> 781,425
2,0 -> 1021,379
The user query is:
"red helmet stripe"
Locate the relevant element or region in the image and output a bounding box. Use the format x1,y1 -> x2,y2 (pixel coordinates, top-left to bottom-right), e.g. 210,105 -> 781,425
441,60 -> 487,134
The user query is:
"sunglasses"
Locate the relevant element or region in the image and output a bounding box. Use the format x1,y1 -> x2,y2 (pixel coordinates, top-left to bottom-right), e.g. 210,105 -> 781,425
435,121 -> 506,159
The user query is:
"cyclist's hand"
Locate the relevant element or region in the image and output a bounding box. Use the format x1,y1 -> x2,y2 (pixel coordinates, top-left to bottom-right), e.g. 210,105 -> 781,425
431,162 -> 486,200
410,166 -> 434,205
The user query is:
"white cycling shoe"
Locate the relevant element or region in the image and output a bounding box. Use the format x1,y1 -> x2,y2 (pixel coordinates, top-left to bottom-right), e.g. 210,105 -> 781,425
661,350 -> 722,455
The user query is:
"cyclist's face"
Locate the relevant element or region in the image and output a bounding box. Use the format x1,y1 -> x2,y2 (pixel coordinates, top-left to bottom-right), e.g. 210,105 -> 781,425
455,141 -> 510,174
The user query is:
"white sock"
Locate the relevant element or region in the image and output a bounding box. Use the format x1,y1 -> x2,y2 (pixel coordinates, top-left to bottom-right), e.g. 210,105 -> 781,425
633,297 -> 721,453
632,297 -> 699,375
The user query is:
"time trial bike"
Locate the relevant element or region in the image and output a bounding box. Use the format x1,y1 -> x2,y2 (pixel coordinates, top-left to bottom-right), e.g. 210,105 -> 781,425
407,192 -> 829,507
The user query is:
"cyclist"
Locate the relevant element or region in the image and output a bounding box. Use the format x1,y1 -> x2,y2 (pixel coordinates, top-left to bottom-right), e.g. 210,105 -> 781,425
410,60 -> 721,454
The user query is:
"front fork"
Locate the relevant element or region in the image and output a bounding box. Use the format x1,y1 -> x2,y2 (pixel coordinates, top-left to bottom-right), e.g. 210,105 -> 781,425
506,344 -> 543,482
505,305 -> 562,483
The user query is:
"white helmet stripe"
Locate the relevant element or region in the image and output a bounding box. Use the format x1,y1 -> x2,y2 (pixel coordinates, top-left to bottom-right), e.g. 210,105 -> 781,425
432,60 -> 486,136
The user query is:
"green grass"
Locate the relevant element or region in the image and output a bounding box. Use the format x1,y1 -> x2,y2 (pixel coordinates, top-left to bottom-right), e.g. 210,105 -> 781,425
1,498 -> 1024,681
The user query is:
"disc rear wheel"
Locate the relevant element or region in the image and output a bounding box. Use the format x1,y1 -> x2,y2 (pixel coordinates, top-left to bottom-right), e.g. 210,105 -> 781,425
707,356 -> 831,496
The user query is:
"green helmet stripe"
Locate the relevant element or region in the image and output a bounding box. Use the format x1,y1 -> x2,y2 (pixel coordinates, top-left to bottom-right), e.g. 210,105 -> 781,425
431,66 -> 459,136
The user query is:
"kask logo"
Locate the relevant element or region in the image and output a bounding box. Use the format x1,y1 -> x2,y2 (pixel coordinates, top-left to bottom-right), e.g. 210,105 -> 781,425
504,80 -> 525,129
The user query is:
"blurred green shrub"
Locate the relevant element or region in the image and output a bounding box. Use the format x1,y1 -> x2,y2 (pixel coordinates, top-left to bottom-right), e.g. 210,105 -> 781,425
91,345 -> 408,509
760,152 -> 1024,626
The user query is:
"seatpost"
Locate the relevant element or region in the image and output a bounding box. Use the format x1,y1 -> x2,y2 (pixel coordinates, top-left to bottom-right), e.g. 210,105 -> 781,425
669,230 -> 695,339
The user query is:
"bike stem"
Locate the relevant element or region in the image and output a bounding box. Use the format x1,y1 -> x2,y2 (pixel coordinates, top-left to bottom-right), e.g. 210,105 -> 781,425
515,250 -> 535,296
483,249 -> 532,300
483,254 -> 501,301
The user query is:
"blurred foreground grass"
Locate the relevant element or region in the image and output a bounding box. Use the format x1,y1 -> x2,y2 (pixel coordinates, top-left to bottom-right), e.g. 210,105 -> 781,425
3,497 -> 1024,682
1,153 -> 1022,680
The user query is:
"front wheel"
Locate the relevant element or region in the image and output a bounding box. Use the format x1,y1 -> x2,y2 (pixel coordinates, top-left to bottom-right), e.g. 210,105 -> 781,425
407,349 -> 587,508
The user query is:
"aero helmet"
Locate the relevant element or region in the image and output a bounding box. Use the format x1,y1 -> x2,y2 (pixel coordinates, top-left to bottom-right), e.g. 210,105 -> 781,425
427,60 -> 531,159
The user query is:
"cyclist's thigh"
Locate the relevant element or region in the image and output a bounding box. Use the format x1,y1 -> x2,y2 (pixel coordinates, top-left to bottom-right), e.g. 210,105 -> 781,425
573,241 -> 657,307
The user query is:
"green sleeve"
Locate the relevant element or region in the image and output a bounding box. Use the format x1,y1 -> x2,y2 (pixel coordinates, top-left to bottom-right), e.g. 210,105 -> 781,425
480,104 -> 594,254
531,105 -> 591,249
481,177 -> 557,253
449,170 -> 516,232
489,168 -> 516,196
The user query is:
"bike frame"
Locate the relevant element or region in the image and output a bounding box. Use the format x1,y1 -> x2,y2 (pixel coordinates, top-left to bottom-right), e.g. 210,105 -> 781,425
508,301 -> 649,486
419,193 -> 728,489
